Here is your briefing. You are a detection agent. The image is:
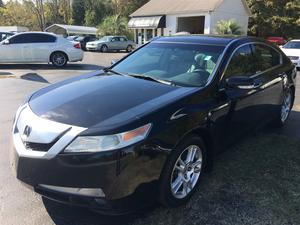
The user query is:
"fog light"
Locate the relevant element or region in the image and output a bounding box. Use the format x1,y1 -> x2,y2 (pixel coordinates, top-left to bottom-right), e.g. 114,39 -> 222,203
39,184 -> 105,198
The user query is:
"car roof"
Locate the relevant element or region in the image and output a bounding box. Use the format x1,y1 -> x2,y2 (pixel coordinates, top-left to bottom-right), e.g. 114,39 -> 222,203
152,35 -> 261,46
289,39 -> 300,42
13,31 -> 57,37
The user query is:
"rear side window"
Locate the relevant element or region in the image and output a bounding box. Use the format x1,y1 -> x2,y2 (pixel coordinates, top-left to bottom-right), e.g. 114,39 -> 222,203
224,44 -> 256,78
252,44 -> 281,71
31,34 -> 56,43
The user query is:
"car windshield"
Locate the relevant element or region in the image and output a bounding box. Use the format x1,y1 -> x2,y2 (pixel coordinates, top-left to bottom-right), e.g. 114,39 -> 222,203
284,41 -> 300,49
112,42 -> 225,87
98,36 -> 111,42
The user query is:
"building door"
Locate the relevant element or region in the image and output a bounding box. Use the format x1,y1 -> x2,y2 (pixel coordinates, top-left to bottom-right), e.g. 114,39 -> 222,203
177,16 -> 205,34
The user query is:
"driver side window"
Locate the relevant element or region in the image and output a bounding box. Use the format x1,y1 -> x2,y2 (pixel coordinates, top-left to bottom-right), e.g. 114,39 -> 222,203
224,44 -> 256,79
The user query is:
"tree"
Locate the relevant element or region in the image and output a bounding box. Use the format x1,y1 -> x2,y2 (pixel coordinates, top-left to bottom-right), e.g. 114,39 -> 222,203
72,0 -> 85,25
215,19 -> 243,35
84,0 -> 113,26
98,14 -> 131,37
0,0 -> 4,8
246,0 -> 300,38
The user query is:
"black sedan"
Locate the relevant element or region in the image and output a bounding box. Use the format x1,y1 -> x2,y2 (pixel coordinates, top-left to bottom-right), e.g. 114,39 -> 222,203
12,36 -> 296,214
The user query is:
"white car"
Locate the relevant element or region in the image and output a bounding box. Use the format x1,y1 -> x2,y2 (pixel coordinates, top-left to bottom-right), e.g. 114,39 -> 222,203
0,32 -> 84,67
281,39 -> 300,69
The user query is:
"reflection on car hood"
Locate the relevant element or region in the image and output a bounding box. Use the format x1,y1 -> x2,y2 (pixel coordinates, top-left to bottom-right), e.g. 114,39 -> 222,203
29,72 -> 195,130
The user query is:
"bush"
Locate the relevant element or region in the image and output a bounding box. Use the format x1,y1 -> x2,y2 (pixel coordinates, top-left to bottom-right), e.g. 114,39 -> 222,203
215,19 -> 243,35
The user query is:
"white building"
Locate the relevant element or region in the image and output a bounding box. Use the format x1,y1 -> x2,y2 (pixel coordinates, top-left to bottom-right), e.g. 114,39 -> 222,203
128,0 -> 251,44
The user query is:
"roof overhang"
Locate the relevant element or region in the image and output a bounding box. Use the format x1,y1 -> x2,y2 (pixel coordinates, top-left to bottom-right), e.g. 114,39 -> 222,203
128,16 -> 166,29
45,24 -> 97,36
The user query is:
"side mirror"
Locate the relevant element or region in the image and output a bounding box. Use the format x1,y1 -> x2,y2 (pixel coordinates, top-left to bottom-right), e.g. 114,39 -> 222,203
226,76 -> 261,90
111,59 -> 119,65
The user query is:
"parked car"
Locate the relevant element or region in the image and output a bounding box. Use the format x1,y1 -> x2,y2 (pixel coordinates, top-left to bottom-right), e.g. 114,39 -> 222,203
0,32 -> 83,67
267,37 -> 286,46
73,35 -> 97,51
12,36 -> 296,214
0,32 -> 14,42
281,39 -> 300,69
66,35 -> 79,41
86,36 -> 135,52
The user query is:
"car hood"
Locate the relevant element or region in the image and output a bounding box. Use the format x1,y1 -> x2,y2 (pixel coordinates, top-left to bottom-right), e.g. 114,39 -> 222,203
281,48 -> 300,56
29,72 -> 195,130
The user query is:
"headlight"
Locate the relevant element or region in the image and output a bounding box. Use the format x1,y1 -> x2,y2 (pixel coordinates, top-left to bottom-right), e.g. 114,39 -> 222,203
64,123 -> 152,153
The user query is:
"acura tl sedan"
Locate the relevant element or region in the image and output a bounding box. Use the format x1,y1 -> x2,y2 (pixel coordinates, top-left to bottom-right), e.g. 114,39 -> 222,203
12,36 -> 296,214
0,32 -> 83,67
86,36 -> 135,52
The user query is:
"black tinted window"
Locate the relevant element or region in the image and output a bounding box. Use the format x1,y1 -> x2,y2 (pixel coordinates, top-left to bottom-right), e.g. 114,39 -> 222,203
119,37 -> 127,42
252,44 -> 281,71
9,34 -> 31,44
224,44 -> 256,78
9,33 -> 56,44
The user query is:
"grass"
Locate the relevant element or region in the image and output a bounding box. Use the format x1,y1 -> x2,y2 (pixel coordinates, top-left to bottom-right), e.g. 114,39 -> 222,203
133,133 -> 300,225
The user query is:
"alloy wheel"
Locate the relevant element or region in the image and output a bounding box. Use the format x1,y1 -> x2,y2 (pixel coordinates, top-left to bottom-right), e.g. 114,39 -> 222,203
101,45 -> 108,53
281,90 -> 292,123
170,145 -> 203,199
52,53 -> 66,67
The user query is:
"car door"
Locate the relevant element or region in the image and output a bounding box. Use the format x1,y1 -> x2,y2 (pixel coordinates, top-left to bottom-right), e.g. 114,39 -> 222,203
219,43 -> 267,145
0,34 -> 30,62
30,34 -> 56,62
119,37 -> 128,50
250,43 -> 284,118
110,37 -> 120,50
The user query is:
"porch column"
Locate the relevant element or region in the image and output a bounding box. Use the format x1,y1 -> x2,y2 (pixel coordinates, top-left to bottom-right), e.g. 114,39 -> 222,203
133,29 -> 137,43
143,29 -> 147,43
204,14 -> 211,34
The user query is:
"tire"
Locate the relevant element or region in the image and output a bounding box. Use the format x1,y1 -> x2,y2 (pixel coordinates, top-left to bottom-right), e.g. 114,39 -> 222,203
101,45 -> 108,53
274,88 -> 294,127
126,45 -> 133,52
158,135 -> 207,208
50,52 -> 68,67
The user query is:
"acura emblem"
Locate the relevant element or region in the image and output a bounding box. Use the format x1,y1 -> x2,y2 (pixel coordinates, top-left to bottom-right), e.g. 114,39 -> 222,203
22,125 -> 32,139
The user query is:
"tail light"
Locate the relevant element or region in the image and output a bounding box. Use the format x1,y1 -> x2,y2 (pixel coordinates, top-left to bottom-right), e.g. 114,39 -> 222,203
74,43 -> 81,49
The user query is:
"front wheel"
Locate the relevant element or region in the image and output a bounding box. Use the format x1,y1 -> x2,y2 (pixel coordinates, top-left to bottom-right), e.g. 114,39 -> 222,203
51,52 -> 68,67
159,136 -> 207,207
101,45 -> 108,53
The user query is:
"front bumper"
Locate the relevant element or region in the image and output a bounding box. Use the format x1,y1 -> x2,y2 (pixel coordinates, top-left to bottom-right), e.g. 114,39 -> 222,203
86,45 -> 100,51
13,146 -> 161,214
12,105 -> 168,213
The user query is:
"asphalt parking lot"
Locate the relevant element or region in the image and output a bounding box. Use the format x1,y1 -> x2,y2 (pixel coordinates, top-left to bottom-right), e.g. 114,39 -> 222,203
0,52 -> 299,225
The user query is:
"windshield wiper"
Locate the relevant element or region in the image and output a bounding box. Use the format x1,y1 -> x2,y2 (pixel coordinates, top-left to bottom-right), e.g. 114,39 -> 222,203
103,67 -> 123,75
127,73 -> 174,86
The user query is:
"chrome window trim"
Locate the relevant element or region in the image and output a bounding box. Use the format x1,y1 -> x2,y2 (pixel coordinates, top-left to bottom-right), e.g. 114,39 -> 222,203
12,104 -> 87,159
220,41 -> 284,81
